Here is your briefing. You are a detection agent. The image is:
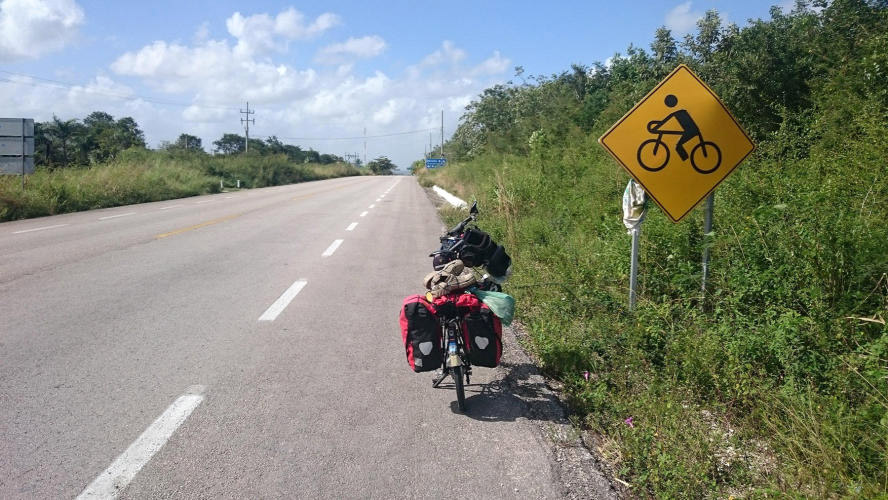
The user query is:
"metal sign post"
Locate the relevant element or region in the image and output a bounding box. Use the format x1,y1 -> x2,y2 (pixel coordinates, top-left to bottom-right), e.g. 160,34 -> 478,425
622,180 -> 647,311
700,193 -> 714,302
629,227 -> 641,310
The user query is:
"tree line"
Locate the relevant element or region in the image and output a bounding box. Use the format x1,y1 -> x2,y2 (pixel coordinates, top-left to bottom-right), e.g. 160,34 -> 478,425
34,113 -> 351,169
35,112 -> 146,168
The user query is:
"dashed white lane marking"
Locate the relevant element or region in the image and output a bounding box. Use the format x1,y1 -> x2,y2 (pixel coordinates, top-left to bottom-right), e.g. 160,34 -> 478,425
76,385 -> 205,500
195,200 -> 214,204
159,205 -> 182,210
98,212 -> 136,221
380,194 -> 386,198
376,198 -> 382,202
369,204 -> 375,209
321,239 -> 343,257
224,196 -> 233,199
12,224 -> 69,234
346,222 -> 358,231
360,211 -> 368,217
259,280 -> 308,321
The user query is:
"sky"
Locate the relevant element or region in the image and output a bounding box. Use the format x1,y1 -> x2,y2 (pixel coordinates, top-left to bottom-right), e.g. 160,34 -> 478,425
0,0 -> 794,169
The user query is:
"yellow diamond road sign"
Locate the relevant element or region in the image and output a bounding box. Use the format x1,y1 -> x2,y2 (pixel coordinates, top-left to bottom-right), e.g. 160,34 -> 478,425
599,64 -> 755,222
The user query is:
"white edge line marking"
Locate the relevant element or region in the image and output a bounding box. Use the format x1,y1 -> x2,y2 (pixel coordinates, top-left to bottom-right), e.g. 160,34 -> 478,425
259,280 -> 308,321
12,223 -> 69,234
359,211 -> 368,217
345,222 -> 358,231
76,386 -> 205,500
321,239 -> 343,257
432,185 -> 467,208
98,212 -> 136,221
159,205 -> 182,210
195,200 -> 213,204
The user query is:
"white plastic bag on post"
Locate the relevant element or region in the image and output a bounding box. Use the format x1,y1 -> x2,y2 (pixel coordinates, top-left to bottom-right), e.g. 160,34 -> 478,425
622,179 -> 647,233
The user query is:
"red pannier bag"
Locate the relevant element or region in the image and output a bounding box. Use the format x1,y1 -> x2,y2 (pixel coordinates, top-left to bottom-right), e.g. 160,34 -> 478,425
400,295 -> 443,372
435,293 -> 502,368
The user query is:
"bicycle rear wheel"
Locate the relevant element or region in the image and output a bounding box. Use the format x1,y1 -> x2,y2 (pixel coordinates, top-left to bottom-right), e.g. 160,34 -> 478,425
452,365 -> 466,412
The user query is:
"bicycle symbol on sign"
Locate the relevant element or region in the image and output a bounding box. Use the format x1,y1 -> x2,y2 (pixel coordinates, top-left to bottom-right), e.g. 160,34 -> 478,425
637,94 -> 722,174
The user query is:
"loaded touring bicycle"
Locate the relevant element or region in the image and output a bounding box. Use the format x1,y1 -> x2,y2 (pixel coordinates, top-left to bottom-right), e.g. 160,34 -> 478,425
400,202 -> 513,412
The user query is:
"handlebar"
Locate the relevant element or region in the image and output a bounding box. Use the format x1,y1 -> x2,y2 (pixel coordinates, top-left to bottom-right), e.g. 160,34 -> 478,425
444,200 -> 479,238
446,214 -> 475,237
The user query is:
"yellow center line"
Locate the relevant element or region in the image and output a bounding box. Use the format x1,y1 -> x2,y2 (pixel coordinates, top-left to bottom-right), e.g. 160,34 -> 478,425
292,192 -> 319,202
156,179 -> 364,238
155,214 -> 241,239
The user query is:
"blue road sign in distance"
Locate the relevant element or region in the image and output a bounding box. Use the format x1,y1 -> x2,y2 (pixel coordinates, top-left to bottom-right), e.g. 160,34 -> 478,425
425,158 -> 446,168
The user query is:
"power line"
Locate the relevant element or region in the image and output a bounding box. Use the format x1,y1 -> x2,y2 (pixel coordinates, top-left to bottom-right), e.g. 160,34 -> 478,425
0,70 -> 235,111
264,128 -> 435,141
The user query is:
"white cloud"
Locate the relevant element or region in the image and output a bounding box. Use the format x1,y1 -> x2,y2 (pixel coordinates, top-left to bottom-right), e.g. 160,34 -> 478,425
372,97 -> 416,125
447,95 -> 473,113
421,41 -> 466,67
0,0 -> 84,61
275,9 -> 339,38
470,51 -> 509,76
182,104 -> 229,123
7,13 -> 511,168
316,35 -> 386,64
225,8 -> 339,57
193,22 -> 210,44
0,73 -> 148,122
111,39 -> 318,102
665,2 -> 702,34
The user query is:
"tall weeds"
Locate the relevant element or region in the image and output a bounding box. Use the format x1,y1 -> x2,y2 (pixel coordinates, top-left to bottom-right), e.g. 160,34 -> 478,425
0,148 -> 365,221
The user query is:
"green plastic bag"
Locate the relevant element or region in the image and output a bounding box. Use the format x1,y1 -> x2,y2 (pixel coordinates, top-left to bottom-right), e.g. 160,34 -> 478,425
471,289 -> 515,326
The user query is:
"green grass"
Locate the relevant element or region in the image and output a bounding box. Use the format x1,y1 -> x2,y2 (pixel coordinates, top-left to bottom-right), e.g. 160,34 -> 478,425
0,148 -> 366,221
417,121 -> 888,497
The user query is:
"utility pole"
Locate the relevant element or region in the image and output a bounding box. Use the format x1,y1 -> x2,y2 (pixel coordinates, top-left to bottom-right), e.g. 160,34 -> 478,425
440,110 -> 444,159
429,132 -> 433,157
363,127 -> 367,166
240,102 -> 255,153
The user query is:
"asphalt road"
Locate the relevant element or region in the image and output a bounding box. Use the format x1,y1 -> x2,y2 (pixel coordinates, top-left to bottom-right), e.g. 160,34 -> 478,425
0,176 -> 611,499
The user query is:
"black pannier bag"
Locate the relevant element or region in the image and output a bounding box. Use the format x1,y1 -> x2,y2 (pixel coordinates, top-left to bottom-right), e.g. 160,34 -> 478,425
400,295 -> 443,372
486,244 -> 512,279
462,305 -> 503,368
458,228 -> 495,267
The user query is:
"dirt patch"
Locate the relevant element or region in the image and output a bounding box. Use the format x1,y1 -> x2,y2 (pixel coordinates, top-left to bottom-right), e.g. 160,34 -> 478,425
424,185 -> 449,209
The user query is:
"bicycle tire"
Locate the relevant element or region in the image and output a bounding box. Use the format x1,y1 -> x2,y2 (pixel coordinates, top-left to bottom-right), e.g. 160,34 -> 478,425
691,141 -> 722,174
452,365 -> 466,412
637,139 -> 670,171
